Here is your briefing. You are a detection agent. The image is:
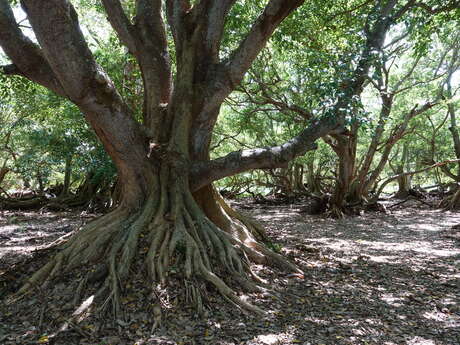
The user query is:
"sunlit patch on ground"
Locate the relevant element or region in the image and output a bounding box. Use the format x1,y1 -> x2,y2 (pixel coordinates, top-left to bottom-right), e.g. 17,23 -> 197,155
406,336 -> 437,345
1,204 -> 459,344
0,211 -> 96,271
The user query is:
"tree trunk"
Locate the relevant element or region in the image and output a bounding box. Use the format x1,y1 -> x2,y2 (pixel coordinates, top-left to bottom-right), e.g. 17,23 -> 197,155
351,93 -> 394,201
0,0 -> 401,320
36,169 -> 44,194
305,158 -> 322,195
59,155 -> 73,198
440,186 -> 460,210
330,128 -> 358,216
293,163 -> 308,194
355,100 -> 435,201
448,103 -> 460,177
0,166 -> 8,186
24,111 -> 298,316
394,144 -> 411,198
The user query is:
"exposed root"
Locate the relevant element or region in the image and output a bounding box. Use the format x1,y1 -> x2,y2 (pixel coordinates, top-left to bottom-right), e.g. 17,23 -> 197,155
440,188 -> 460,210
215,191 -> 268,242
15,177 -> 299,320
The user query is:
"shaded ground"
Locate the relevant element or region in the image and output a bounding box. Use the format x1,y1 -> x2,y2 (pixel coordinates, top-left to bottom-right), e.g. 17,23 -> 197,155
0,201 -> 459,345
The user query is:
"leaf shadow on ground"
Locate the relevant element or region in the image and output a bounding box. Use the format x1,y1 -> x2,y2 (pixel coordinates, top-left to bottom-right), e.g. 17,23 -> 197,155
0,204 -> 459,345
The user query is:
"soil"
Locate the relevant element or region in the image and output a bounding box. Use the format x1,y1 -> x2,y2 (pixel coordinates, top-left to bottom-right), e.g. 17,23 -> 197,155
0,200 -> 459,345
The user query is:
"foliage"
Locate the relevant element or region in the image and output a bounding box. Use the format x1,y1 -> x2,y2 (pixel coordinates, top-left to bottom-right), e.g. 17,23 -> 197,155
1,0 -> 459,199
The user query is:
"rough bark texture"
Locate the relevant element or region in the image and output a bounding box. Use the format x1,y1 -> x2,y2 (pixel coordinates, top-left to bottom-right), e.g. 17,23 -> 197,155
0,0 -> 443,318
394,144 -> 411,199
0,0 -> 312,316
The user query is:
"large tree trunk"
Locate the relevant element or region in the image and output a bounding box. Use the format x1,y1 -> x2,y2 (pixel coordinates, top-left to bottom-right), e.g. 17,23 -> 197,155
329,127 -> 358,216
19,13 -> 304,312
0,0 -> 402,321
23,110 -> 298,316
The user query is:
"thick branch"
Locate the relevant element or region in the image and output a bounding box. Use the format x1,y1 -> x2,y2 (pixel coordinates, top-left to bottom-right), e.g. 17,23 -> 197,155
103,0 -> 172,130
17,0 -> 153,207
188,0 -> 304,156
136,0 -> 173,129
165,0 -> 190,49
357,92 -> 393,184
21,0 -> 101,101
364,102 -> 437,194
201,0 -> 303,111
191,0 -> 237,59
0,0 -> 64,95
414,0 -> 460,14
190,117 -> 340,191
1,64 -> 23,76
434,160 -> 459,181
101,0 -> 138,54
225,0 -> 303,86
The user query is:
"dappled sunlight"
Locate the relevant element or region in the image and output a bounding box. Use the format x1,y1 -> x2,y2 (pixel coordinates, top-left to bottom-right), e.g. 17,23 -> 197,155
0,210 -> 92,268
235,203 -> 460,344
406,223 -> 442,232
406,337 -> 437,345
363,255 -> 400,263
422,309 -> 460,325
1,204 -> 459,344
380,293 -> 404,307
356,240 -> 460,258
253,331 -> 301,345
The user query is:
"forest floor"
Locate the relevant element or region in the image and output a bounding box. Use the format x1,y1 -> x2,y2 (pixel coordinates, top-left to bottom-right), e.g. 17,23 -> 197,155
0,199 -> 459,345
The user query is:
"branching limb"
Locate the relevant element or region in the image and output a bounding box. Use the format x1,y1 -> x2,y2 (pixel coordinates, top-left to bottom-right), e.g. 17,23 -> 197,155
414,0 -> 460,14
0,0 -> 64,95
190,117 -> 344,190
101,0 -> 138,54
224,0 -> 304,86
20,0 -> 104,102
189,0 -> 237,59
202,0 -> 304,110
102,0 -> 173,128
165,0 -> 191,48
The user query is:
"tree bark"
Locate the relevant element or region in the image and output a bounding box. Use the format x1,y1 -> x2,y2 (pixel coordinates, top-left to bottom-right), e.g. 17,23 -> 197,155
393,143 -> 411,198
0,167 -> 8,186
59,155 -> 73,198
373,158 -> 460,201
447,74 -> 460,179
329,130 -> 358,215
0,0 -> 435,320
0,0 -> 309,317
314,0 -> 403,215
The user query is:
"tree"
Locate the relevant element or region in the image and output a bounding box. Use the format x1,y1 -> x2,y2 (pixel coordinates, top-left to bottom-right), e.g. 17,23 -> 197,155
228,1 -> 459,215
1,0 -> 458,319
0,0 -> 330,316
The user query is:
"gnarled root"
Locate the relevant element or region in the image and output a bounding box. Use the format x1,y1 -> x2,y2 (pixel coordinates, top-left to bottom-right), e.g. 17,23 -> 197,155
16,176 -> 300,320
